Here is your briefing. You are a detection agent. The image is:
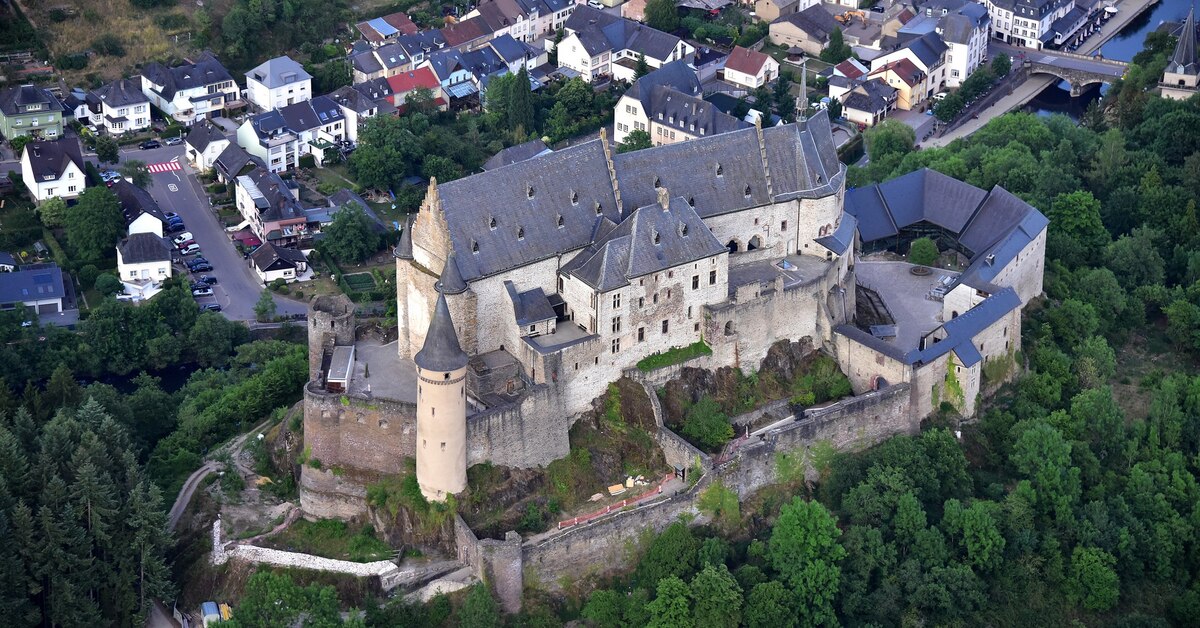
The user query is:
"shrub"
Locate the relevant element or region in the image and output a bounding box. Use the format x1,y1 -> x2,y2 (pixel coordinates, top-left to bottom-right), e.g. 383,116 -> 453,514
78,265 -> 100,289
95,274 -> 122,295
91,34 -> 126,57
681,397 -> 734,452
55,53 -> 88,70
908,237 -> 939,266
298,154 -> 316,169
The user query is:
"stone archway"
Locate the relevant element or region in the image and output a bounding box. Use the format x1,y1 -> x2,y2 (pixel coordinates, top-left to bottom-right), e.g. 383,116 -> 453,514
726,239 -> 741,253
748,235 -> 762,251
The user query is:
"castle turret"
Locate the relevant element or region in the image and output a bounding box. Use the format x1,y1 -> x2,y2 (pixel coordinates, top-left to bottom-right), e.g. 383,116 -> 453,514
414,280 -> 470,502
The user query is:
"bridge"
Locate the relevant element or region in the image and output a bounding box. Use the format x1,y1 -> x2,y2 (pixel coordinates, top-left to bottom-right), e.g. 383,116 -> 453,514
1019,48 -> 1129,96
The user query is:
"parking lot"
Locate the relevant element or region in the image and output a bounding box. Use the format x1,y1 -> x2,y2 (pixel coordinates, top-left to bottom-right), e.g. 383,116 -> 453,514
130,144 -> 308,321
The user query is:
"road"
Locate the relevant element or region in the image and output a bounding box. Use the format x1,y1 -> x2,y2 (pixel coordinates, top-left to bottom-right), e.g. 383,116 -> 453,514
167,461 -> 221,531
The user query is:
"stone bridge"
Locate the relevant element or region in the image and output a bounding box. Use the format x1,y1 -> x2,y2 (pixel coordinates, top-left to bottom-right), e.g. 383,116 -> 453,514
1023,50 -> 1128,96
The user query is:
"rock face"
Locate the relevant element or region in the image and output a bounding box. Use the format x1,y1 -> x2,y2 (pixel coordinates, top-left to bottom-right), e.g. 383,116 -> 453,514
370,504 -> 457,557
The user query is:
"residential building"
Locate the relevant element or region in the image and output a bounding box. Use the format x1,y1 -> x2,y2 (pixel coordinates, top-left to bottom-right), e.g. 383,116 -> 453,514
20,139 -> 84,202
235,166 -> 309,245
112,180 -> 167,237
983,0 -> 1078,49
557,6 -> 695,82
769,5 -> 841,56
868,58 -> 927,109
529,0 -> 575,36
117,233 -> 172,299
386,67 -> 448,110
482,139 -> 552,170
723,46 -> 780,89
356,12 -> 420,46
870,32 -> 949,102
246,56 -> 313,111
327,85 -> 385,143
0,84 -> 64,140
614,60 -> 748,146
352,42 -> 415,83
441,16 -> 495,50
0,263 -> 66,314
185,122 -> 230,170
214,143 -> 259,184
0,253 -> 17,272
237,96 -> 347,172
841,79 -> 898,126
935,2 -> 991,87
250,242 -> 309,284
76,79 -> 151,134
471,0 -> 536,42
1162,9 -> 1199,100
140,52 -> 239,125
487,33 -> 547,73
754,0 -> 818,24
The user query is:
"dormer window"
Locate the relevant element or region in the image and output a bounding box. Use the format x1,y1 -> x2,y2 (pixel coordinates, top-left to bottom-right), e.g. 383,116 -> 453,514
472,240 -> 479,253
744,185 -> 751,197
716,163 -> 723,176
527,185 -> 535,198
518,227 -> 525,240
653,231 -> 661,245
657,113 -> 663,120
557,214 -> 565,228
681,223 -> 689,236
489,217 -> 497,230
654,176 -> 661,188
687,196 -> 694,207
595,202 -> 602,215
571,191 -> 578,204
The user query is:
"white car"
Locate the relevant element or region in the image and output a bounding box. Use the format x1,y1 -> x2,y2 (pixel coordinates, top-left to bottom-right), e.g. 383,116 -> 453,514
172,232 -> 194,246
191,287 -> 214,297
180,243 -> 201,256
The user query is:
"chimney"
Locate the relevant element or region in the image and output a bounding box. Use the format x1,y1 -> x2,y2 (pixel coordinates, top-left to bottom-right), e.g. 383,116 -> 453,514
657,186 -> 669,210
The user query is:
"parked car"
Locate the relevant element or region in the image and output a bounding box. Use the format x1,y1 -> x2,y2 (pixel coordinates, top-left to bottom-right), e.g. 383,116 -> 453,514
100,170 -> 121,182
191,287 -> 214,297
176,239 -> 196,250
164,211 -> 179,220
163,137 -> 183,146
189,263 -> 213,272
172,232 -> 194,245
187,258 -> 210,270
180,243 -> 201,255
167,222 -> 187,233
198,275 -> 218,285
139,139 -> 162,150
200,303 -> 222,312
190,282 -> 208,292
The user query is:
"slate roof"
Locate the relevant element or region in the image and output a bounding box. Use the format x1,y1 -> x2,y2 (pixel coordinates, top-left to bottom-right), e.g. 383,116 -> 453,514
246,56 -> 312,89
938,3 -> 989,46
0,252 -> 17,268
214,143 -> 257,179
626,60 -> 701,111
643,85 -> 749,137
415,292 -> 469,372
476,0 -> 532,32
352,49 -> 386,76
844,168 -> 1048,290
93,78 -> 148,108
328,85 -> 378,114
111,180 -> 166,226
899,32 -> 948,68
185,122 -> 227,153
843,79 -> 897,114
565,5 -> 684,61
431,114 -> 841,283
439,252 -> 469,294
815,213 -> 856,255
563,195 -> 727,291
0,84 -> 64,117
396,31 -> 448,60
0,264 -> 64,306
870,58 -> 924,87
353,78 -> 395,102
772,5 -> 839,42
238,167 -> 304,222
269,97 -> 345,135
1049,7 -> 1087,37
250,242 -> 307,271
505,281 -> 556,326
488,34 -> 531,66
141,51 -> 234,101
1168,8 -> 1197,75
724,46 -> 771,76
118,232 -> 170,264
482,139 -> 552,170
22,139 -> 82,181
442,16 -> 493,48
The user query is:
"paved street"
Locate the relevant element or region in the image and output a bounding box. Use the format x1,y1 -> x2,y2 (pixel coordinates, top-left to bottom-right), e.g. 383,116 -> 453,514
133,145 -> 307,321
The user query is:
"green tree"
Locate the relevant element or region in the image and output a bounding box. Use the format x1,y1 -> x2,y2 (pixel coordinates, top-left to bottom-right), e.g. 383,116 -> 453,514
322,203 -> 380,264
618,129 -> 654,153
118,160 -> 152,188
907,237 -> 938,266
65,187 -> 125,261
697,481 -> 740,530
45,364 -> 83,409
865,119 -> 915,164
582,589 -> 626,627
820,28 -> 852,64
94,274 -> 123,296
1067,546 -> 1119,611
458,583 -> 500,628
992,52 -> 1012,77
94,136 -> 120,164
509,66 -> 535,135
959,501 -> 1005,571
637,522 -> 700,587
422,155 -> 463,183
1047,191 -> 1108,265
681,397 -> 733,451
768,497 -> 846,625
635,53 -> 651,79
226,571 -> 340,627
646,575 -> 693,628
1011,420 -> 1080,522
36,196 -> 68,228
689,564 -> 742,628
254,289 -> 277,322
644,0 -> 680,34
190,311 -> 237,367
744,581 -> 795,628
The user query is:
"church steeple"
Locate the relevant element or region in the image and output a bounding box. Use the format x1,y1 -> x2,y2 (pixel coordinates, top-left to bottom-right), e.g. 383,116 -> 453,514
1168,8 -> 1198,76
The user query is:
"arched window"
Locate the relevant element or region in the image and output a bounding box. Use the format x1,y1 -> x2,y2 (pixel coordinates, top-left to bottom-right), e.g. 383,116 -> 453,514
726,239 -> 740,253
724,321 -> 734,336
748,235 -> 762,250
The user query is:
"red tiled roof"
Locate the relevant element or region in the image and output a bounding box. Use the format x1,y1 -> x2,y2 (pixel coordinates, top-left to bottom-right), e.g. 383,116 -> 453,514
442,16 -> 492,48
897,8 -> 916,24
835,59 -> 866,79
869,58 -> 924,87
724,46 -> 771,76
387,67 -> 441,94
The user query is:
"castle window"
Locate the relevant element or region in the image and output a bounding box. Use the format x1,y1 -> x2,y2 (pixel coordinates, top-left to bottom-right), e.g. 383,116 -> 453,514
611,316 -> 621,333
639,297 -> 644,307
688,196 -> 694,207
444,372 -> 451,380
527,185 -> 535,198
692,275 -> 699,289
638,327 -> 645,342
518,227 -> 525,240
661,320 -> 669,334
781,220 -> 788,231
595,202 -> 602,215
653,231 -> 661,244
654,176 -> 661,187
431,407 -> 435,416
667,289 -> 672,299
613,293 -> 621,308
694,323 -> 700,332
611,338 -> 620,353
557,214 -> 564,228
472,240 -> 479,253
489,217 -> 497,230
744,185 -> 751,197
441,442 -> 446,451
681,224 -> 689,236
709,270 -> 717,285
653,293 -> 658,304
571,191 -> 579,204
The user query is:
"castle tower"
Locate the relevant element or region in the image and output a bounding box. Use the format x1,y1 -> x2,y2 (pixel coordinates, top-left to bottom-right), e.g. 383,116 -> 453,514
308,294 -> 355,383
414,283 -> 470,502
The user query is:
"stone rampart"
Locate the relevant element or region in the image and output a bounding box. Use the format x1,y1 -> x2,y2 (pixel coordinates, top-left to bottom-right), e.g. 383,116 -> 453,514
453,515 -> 523,613
304,384 -> 418,477
466,385 -> 571,469
630,375 -> 712,472
729,398 -> 792,427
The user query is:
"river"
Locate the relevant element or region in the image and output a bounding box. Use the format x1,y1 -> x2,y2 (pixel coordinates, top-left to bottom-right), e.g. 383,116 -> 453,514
1023,0 -> 1191,119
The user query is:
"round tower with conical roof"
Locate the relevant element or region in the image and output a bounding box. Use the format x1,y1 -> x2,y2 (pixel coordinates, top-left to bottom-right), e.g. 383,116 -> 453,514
414,283 -> 470,502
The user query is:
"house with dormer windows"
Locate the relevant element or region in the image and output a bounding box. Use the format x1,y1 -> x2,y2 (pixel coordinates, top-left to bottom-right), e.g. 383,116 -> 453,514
246,56 -> 313,111
140,52 -> 239,125
237,96 -> 346,171
0,85 -> 64,140
20,139 -> 84,202
75,79 -> 151,134
557,6 -> 695,82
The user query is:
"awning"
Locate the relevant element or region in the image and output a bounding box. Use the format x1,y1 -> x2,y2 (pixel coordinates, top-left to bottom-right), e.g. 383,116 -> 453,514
445,82 -> 478,99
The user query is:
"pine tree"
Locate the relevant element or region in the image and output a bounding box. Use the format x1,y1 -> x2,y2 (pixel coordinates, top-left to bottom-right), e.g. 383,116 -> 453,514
508,66 -> 535,138
125,474 -> 175,618
44,365 -> 83,410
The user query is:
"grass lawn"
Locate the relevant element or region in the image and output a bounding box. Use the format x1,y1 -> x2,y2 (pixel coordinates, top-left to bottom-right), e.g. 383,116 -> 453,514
1111,323 -> 1192,422
264,519 -> 393,563
343,272 -> 376,291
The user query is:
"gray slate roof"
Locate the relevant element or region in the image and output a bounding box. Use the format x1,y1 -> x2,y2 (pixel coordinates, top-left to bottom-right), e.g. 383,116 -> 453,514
141,51 -> 233,101
643,85 -> 749,138
250,242 -> 307,271
0,85 -> 64,117
246,56 -> 312,89
118,232 -> 170,264
482,139 -> 552,170
239,167 -> 304,222
94,78 -> 148,108
900,32 -> 948,68
565,5 -> 684,61
414,292 -> 469,372
937,4 -> 989,45
439,253 -> 468,294
215,143 -> 258,179
23,139 -> 82,181
0,264 -> 64,306
844,79 -> 897,115
328,85 -> 378,114
430,114 -> 842,284
772,5 -> 839,42
505,281 -> 557,326
111,180 -> 166,226
1168,8 -> 1198,75
625,60 -> 701,111
185,122 -> 227,153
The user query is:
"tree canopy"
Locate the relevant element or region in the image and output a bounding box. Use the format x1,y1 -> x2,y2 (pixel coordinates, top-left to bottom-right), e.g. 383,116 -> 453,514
322,203 -> 380,264
65,187 -> 126,261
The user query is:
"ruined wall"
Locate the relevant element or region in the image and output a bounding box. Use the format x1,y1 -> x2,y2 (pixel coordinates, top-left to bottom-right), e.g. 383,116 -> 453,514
304,385 -> 418,476
299,466 -> 371,520
453,516 -> 523,613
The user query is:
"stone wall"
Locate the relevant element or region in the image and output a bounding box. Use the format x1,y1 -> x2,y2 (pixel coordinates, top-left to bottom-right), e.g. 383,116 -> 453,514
465,386 -> 571,469
453,516 -> 523,614
304,385 -> 418,477
299,466 -> 371,520
729,398 -> 792,427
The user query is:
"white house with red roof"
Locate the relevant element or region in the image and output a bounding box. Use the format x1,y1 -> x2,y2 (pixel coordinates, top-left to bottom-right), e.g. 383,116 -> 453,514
385,67 -> 448,110
722,46 -> 779,90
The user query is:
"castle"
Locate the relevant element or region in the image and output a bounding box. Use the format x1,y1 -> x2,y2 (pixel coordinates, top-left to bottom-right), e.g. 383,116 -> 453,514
301,111 -> 1046,515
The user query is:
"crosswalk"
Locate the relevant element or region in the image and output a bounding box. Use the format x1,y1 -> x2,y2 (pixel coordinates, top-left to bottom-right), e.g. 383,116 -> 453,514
147,160 -> 182,173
